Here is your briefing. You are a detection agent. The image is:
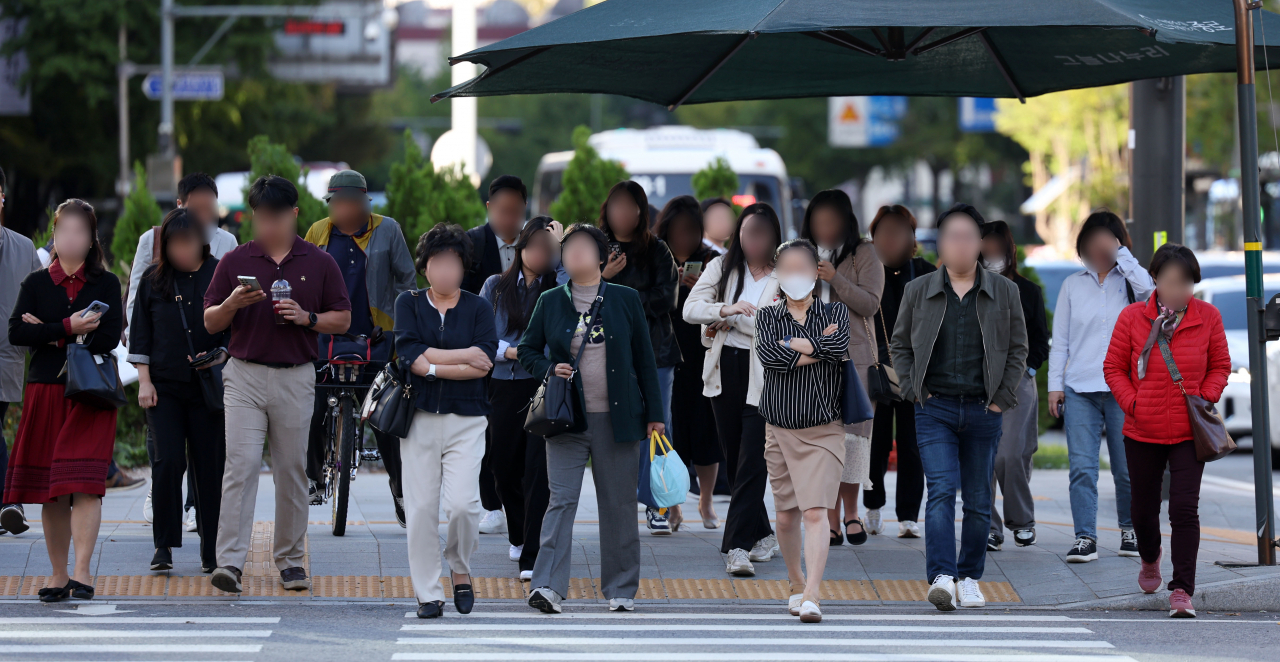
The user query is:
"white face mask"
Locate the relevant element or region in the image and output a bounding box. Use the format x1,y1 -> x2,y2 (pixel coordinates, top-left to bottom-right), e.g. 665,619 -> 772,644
779,274 -> 817,300
983,258 -> 1006,274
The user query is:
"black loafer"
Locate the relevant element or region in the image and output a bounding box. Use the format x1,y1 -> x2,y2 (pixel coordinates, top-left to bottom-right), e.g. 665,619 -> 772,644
150,548 -> 173,571
417,600 -> 445,618
38,582 -> 70,603
68,579 -> 95,600
453,583 -> 474,614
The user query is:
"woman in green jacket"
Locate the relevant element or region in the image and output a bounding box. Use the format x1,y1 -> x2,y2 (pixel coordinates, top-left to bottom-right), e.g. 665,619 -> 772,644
518,223 -> 665,614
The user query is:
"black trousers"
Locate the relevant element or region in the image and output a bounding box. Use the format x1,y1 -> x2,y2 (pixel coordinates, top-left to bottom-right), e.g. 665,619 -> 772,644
0,401 -> 9,505
479,447 -> 503,512
145,427 -> 197,511
306,386 -> 402,499
145,379 -> 225,567
487,378 -> 551,570
864,398 -> 925,521
710,347 -> 773,553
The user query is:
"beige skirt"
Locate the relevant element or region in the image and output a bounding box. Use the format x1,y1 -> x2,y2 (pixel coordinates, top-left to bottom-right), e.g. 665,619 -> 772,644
764,420 -> 845,511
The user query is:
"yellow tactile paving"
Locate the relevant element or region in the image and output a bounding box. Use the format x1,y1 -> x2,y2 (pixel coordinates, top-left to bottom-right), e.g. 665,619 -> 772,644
0,575 -> 22,597
94,575 -> 166,597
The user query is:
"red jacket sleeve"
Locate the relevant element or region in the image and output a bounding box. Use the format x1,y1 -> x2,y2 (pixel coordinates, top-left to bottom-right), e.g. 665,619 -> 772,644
1199,304 -> 1231,403
1104,305 -> 1138,415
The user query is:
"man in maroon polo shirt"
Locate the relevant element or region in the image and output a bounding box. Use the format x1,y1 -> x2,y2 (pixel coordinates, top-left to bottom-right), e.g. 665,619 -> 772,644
203,175 -> 351,594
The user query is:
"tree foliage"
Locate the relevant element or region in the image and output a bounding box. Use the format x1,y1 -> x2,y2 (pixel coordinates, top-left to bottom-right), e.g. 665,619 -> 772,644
110,162 -> 162,278
692,156 -> 739,201
378,129 -> 485,246
239,135 -> 326,241
548,125 -> 628,225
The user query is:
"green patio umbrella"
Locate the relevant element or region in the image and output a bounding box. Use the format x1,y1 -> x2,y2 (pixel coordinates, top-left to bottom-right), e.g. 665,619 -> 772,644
432,0 -> 1280,108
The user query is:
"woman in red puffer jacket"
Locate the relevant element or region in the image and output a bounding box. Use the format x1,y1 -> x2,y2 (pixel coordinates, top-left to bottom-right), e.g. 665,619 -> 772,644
1103,243 -> 1230,619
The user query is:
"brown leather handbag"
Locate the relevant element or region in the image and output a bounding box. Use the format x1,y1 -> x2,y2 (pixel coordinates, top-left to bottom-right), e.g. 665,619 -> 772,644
1155,334 -> 1236,462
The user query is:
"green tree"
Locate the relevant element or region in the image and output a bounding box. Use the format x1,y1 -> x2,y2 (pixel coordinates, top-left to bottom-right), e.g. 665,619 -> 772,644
548,125 -> 628,225
378,129 -> 485,246
110,162 -> 162,278
239,135 -> 326,241
692,156 -> 739,201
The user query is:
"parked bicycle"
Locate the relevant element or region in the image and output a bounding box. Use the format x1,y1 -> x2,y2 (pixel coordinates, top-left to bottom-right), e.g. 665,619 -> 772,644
315,331 -> 386,536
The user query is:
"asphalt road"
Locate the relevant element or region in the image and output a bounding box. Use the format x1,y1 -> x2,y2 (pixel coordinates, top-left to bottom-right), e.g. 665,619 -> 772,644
1,601 -> 1277,662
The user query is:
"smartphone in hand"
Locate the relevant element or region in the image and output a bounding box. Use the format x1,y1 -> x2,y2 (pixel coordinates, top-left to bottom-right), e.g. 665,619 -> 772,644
236,276 -> 263,292
81,300 -> 110,318
683,261 -> 704,280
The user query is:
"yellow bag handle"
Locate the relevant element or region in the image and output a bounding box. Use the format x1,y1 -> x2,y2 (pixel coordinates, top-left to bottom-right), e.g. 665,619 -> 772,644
649,430 -> 673,461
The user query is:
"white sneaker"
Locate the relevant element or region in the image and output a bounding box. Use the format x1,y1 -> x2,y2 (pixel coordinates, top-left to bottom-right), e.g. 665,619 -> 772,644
608,597 -> 634,611
143,490 -> 154,523
865,508 -> 883,535
184,508 -> 198,532
725,548 -> 755,576
479,509 -> 506,534
528,587 -> 562,614
519,570 -> 533,581
927,574 -> 957,612
958,577 -> 986,608
898,520 -> 921,538
509,544 -> 523,562
788,593 -> 803,616
749,534 -> 779,562
799,600 -> 822,623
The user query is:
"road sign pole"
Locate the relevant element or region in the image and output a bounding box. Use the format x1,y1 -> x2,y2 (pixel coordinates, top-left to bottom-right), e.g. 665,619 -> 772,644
1233,0 -> 1277,567
160,0 -> 175,159
451,0 -> 478,186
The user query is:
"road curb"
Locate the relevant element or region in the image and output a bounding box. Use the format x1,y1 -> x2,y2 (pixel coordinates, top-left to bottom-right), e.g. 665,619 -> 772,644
1056,571 -> 1280,611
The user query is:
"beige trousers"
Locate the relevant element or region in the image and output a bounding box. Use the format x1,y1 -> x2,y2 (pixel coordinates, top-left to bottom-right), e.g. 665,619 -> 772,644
215,359 -> 314,572
402,410 -> 488,604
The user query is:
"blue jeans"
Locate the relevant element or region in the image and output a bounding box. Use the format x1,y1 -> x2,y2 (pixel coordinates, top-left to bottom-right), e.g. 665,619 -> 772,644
1063,387 -> 1132,540
657,366 -> 675,442
915,396 -> 1002,583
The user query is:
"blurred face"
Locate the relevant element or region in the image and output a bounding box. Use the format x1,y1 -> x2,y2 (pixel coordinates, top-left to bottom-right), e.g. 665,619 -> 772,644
775,247 -> 819,301
982,235 -> 1006,266
666,213 -> 703,258
872,215 -> 914,266
329,196 -> 366,229
605,189 -> 641,239
738,213 -> 775,264
562,233 -> 604,279
179,188 -> 219,233
808,205 -> 846,251
937,214 -> 982,270
487,189 -> 525,239
520,227 -> 556,275
166,231 -> 204,272
251,206 -> 299,247
1154,261 -> 1195,312
703,203 -> 734,244
52,212 -> 92,264
425,250 -> 465,295
1082,227 -> 1120,271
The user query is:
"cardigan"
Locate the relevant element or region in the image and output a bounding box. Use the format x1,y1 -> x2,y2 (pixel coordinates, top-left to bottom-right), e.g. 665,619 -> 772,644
517,281 -> 664,444
8,266 -> 123,384
394,288 -> 498,417
681,254 -> 780,406
127,260 -> 229,383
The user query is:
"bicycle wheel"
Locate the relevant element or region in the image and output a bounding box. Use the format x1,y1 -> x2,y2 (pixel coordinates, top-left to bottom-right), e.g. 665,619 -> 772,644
330,395 -> 355,537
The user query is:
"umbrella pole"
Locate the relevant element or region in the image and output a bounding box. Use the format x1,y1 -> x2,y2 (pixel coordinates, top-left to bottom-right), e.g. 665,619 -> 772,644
1232,0 -> 1278,567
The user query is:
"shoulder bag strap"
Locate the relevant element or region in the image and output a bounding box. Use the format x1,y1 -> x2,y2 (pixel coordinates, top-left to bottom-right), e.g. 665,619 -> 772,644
569,282 -> 606,373
876,305 -> 893,367
1126,280 -> 1136,305
1154,333 -> 1187,395
174,295 -> 201,361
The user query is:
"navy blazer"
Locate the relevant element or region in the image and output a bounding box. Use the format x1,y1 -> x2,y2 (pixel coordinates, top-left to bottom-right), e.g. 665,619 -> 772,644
393,288 -> 498,417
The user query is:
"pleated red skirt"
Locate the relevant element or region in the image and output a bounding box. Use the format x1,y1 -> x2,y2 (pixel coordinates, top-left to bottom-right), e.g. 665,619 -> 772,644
3,383 -> 116,503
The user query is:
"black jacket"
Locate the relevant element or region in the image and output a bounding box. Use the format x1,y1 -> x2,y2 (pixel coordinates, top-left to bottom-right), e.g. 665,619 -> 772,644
462,223 -> 503,296
1012,272 -> 1051,372
394,289 -> 499,417
8,267 -> 123,384
605,238 -> 682,368
128,260 -> 230,383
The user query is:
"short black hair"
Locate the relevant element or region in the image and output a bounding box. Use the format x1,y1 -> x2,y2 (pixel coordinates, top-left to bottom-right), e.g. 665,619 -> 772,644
775,237 -> 820,265
561,222 -> 609,265
1075,208 -> 1133,259
178,172 -> 218,202
936,202 -> 985,233
488,175 -> 527,203
1148,243 -> 1201,284
415,223 -> 473,273
247,175 -> 298,212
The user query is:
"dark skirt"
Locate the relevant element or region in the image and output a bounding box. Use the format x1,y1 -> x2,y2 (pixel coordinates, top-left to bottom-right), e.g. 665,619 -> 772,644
670,345 -> 723,467
3,382 -> 116,503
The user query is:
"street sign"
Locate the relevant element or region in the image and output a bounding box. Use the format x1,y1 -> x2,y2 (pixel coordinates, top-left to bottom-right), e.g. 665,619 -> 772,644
828,96 -> 905,147
141,71 -> 224,101
960,97 -> 998,132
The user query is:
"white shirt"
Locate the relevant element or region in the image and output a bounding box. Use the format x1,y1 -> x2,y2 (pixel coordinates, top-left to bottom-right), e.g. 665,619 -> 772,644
725,266 -> 773,349
127,226 -> 239,327
703,237 -> 727,255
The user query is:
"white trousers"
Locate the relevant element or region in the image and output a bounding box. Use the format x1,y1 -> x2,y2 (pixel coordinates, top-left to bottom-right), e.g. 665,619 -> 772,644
401,410 -> 488,603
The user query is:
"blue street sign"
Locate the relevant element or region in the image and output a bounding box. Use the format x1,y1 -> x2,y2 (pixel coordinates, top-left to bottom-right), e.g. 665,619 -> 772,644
959,97 -> 998,133
141,71 -> 224,101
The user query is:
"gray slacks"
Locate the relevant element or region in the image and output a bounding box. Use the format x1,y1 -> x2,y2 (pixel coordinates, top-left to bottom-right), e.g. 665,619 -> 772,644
991,375 -> 1039,535
532,412 -> 642,600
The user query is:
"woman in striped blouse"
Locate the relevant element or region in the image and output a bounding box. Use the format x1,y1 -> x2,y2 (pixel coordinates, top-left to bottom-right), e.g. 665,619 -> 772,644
754,239 -> 851,624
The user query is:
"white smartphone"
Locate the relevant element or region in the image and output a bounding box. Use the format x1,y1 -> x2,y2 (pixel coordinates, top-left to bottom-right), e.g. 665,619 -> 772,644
237,276 -> 262,292
683,261 -> 704,280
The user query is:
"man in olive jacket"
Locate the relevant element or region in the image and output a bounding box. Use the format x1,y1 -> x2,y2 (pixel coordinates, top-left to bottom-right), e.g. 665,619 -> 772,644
889,203 -> 1028,613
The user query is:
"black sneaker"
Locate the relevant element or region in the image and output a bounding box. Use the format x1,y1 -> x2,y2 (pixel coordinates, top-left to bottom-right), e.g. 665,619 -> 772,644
1119,529 -> 1140,557
1014,528 -> 1036,547
394,496 -> 406,529
987,532 -> 1003,551
1066,537 -> 1098,563
308,480 -> 323,506
0,504 -> 29,535
150,548 -> 173,571
280,566 -> 310,591
211,566 -> 243,593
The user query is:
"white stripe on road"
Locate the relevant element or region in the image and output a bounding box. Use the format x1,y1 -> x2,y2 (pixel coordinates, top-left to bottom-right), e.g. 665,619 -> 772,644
0,617 -> 280,624
0,629 -> 273,638
0,645 -> 263,653
400,624 -> 1092,633
402,612 -> 1075,621
395,637 -> 1111,649
390,654 -> 1138,662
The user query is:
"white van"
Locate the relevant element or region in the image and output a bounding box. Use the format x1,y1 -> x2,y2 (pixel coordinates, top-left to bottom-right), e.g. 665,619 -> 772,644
533,127 -> 796,234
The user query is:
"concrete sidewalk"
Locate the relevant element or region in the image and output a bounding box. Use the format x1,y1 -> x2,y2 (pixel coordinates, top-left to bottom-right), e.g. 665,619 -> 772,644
2,456 -> 1278,609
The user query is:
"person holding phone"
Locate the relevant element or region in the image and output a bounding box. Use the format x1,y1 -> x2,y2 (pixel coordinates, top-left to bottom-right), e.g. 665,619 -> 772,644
5,199 -> 123,601
654,195 -> 723,529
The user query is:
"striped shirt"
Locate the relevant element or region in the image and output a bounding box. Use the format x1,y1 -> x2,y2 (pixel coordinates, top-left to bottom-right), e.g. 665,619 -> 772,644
754,298 -> 851,430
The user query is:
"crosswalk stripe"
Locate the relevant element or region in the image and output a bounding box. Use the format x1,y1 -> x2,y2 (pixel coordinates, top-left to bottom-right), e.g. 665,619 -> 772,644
0,644 -> 264,653
400,611 -> 1073,621
389,654 -> 1138,662
0,629 -> 273,638
394,637 -> 1112,648
0,617 -> 280,624
399,624 -> 1093,633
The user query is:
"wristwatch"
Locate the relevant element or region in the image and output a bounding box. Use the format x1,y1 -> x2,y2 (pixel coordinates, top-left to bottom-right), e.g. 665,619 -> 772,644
306,311 -> 318,329
783,334 -> 793,350
425,362 -> 438,382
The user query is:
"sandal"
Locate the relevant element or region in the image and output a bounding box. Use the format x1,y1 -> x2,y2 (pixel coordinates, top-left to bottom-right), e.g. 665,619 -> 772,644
845,518 -> 868,546
829,529 -> 843,546
39,582 -> 71,603
68,579 -> 95,600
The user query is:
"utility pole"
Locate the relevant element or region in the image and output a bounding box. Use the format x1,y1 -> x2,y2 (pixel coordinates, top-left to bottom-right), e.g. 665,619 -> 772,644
451,0 -> 478,185
159,0 -> 174,159
1128,77 -> 1185,264
117,23 -> 130,197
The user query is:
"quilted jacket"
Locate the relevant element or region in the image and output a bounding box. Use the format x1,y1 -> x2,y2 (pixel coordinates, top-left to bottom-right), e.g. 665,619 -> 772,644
1102,295 -> 1231,444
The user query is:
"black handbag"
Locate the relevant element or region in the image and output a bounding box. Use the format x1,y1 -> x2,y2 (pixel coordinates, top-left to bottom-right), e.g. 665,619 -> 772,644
63,338 -> 127,410
176,297 -> 225,411
525,282 -> 605,437
363,357 -> 415,438
865,308 -> 902,404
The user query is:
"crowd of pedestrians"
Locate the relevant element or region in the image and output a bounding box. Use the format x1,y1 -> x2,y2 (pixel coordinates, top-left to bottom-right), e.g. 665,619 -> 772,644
0,163 -> 1230,620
